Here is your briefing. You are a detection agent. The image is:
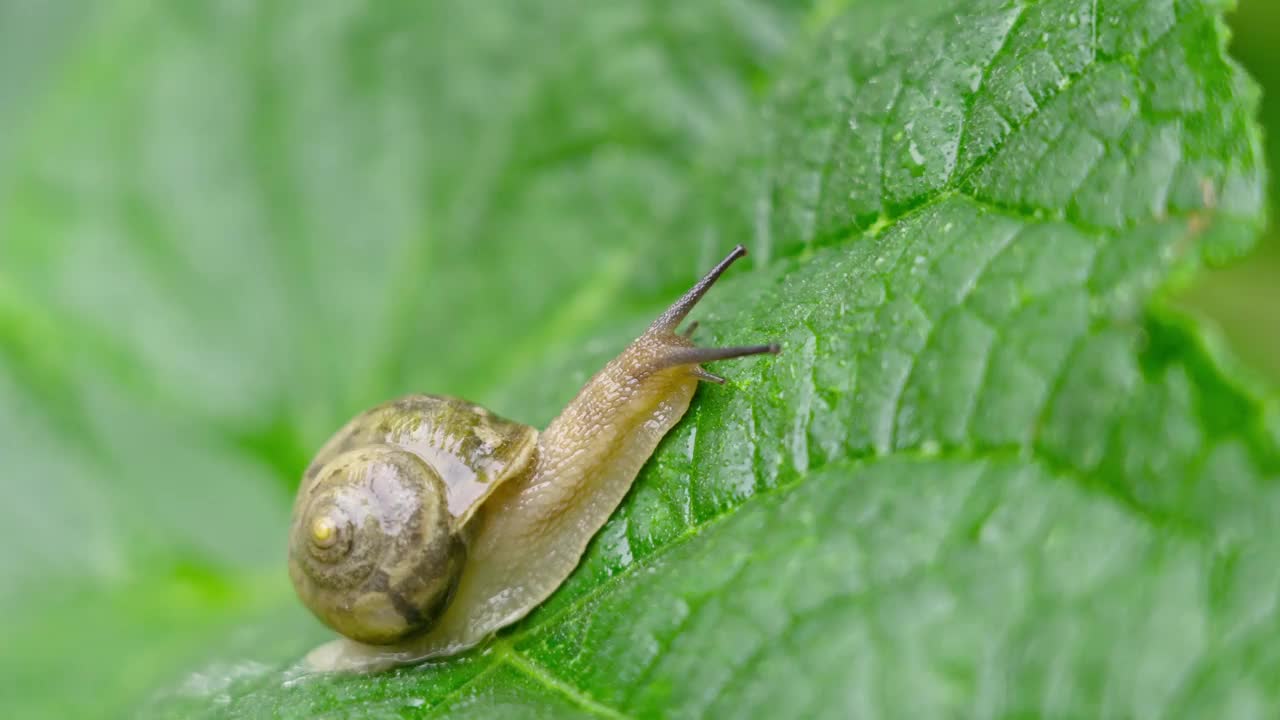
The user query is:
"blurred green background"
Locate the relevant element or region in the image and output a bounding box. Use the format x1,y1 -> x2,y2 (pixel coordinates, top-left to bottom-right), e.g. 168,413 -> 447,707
1181,0 -> 1280,381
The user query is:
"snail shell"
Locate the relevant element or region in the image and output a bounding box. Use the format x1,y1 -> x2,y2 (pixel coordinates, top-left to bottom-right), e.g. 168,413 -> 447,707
287,396 -> 536,644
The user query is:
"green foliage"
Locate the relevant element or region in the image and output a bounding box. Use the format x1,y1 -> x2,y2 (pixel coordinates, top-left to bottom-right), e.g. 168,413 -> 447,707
0,0 -> 1273,718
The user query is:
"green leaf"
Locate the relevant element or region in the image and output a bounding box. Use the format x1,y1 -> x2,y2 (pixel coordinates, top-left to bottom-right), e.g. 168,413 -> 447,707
0,0 -> 1273,718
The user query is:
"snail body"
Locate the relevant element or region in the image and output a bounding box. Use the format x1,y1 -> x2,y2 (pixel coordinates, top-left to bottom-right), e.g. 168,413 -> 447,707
289,246 -> 776,672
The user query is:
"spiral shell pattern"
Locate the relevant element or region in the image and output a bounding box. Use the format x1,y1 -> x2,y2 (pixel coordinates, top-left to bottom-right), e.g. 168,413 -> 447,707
288,445 -> 465,644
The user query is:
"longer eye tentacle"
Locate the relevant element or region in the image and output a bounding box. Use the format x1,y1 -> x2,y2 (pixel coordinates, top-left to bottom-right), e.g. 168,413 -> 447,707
648,244 -> 748,333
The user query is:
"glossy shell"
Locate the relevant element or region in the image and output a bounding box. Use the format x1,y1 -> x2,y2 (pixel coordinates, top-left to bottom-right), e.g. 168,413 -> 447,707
288,395 -> 537,644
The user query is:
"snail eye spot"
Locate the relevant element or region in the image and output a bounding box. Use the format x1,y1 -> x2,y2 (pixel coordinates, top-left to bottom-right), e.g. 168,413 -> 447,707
311,516 -> 338,546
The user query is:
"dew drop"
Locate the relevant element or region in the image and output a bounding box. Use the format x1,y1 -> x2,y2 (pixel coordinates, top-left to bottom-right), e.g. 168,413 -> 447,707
907,141 -> 926,167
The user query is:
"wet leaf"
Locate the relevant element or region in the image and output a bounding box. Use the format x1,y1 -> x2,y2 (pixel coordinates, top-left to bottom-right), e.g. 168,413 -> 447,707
0,0 -> 1273,718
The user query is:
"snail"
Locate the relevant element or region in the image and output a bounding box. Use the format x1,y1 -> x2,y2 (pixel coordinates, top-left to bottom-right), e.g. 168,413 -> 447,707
289,246 -> 777,672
